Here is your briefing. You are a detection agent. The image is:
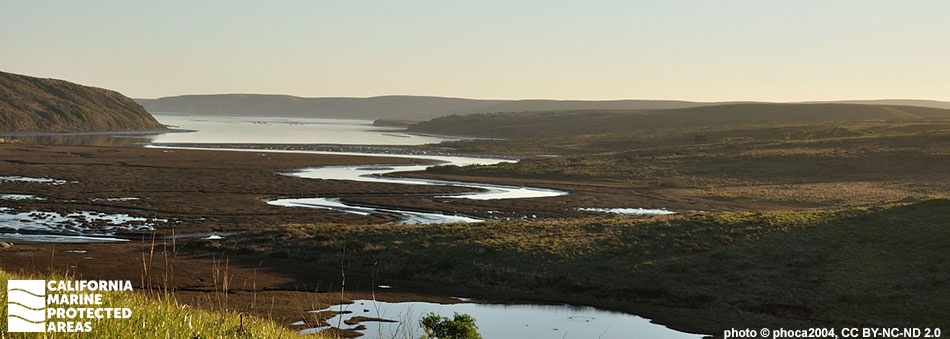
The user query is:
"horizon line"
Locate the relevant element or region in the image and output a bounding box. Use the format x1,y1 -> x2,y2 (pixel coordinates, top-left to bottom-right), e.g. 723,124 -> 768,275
134,93 -> 950,103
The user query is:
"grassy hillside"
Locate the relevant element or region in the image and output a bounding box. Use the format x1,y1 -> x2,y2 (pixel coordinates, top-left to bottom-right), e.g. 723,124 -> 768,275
408,103 -> 950,138
425,120 -> 950,207
0,71 -> 166,133
463,99 -> 717,114
0,270 -> 312,338
812,99 -> 950,109
200,200 -> 950,333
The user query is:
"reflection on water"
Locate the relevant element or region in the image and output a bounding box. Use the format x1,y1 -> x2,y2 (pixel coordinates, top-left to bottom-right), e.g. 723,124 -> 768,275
1,113 -> 463,146
279,155 -> 566,200
300,299 -> 704,339
0,207 -> 163,242
265,153 -> 567,223
0,175 -> 76,185
577,207 -> 676,215
269,197 -> 483,224
148,114 -> 461,145
0,133 -> 155,146
0,194 -> 46,201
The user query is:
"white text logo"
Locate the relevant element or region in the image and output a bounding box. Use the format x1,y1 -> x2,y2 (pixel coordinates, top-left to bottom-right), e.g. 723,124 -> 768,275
6,279 -> 133,333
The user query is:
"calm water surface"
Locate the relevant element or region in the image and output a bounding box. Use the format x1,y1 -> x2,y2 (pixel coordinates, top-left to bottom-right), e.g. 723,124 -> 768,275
150,113 -> 461,145
301,299 -> 704,339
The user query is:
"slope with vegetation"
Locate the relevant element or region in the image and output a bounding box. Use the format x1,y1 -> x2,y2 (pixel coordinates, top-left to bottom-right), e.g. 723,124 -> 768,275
200,200 -> 950,334
408,103 -> 950,138
422,119 -> 950,208
812,99 -> 950,109
0,71 -> 166,133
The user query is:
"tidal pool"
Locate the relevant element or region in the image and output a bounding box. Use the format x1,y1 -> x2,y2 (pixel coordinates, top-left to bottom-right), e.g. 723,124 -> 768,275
0,207 -> 163,242
299,299 -> 704,339
268,197 -> 482,224
0,194 -> 46,200
577,207 -> 676,215
91,197 -> 141,202
0,176 -> 75,185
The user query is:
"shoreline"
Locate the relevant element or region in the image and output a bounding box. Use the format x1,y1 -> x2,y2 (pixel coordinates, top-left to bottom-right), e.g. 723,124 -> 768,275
0,234 -> 716,338
147,142 -> 522,160
0,128 -> 193,137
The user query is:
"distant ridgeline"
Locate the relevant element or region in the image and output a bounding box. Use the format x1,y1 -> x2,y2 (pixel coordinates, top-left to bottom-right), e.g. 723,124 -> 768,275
136,93 -> 950,128
0,71 -> 166,132
407,103 -> 950,138
136,94 -> 725,120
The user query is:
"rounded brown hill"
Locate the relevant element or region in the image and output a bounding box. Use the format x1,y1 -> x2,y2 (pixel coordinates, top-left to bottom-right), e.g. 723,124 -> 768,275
0,70 -> 166,132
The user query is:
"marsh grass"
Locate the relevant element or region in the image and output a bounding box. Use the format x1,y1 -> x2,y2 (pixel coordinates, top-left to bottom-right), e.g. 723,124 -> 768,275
0,230 -> 329,338
199,199 -> 950,330
426,120 -> 950,206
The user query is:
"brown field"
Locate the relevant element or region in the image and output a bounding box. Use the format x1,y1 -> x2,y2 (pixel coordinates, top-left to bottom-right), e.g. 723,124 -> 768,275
422,120 -> 950,208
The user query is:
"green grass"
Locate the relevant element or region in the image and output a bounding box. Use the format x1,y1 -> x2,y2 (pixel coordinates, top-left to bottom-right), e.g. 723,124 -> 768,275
0,270 -> 315,338
198,200 -> 950,332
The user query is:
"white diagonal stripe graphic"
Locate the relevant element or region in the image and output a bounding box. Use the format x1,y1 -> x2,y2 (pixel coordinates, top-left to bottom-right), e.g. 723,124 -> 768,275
7,290 -> 46,309
7,304 -> 46,323
7,280 -> 45,295
7,316 -> 46,332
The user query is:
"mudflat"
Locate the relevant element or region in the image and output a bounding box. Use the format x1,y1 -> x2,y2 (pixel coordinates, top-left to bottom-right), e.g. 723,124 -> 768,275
0,144 -> 478,234
0,143 -> 766,236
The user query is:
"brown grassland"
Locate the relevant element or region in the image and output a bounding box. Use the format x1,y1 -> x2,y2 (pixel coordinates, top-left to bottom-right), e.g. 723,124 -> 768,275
424,119 -> 950,208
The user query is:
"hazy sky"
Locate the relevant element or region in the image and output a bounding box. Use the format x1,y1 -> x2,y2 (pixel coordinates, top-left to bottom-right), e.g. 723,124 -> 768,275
2,1 -> 948,101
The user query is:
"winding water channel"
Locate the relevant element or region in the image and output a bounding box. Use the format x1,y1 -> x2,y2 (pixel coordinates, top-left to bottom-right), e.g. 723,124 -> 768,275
269,151 -> 568,223
151,114 -> 573,223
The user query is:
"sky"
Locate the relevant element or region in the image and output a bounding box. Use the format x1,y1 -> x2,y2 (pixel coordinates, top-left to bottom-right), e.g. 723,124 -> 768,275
1,0 -> 948,101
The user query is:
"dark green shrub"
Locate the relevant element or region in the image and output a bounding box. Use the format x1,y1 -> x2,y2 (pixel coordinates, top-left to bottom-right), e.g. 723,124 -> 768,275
420,312 -> 482,339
